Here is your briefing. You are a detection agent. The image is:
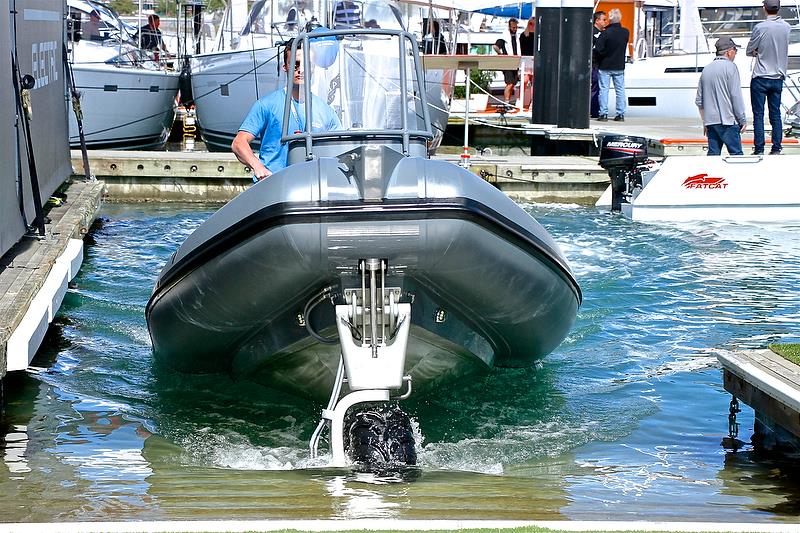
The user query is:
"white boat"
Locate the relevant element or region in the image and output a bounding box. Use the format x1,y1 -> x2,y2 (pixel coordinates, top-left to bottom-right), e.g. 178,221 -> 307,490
595,135 -> 800,222
66,1 -> 179,149
607,0 -> 800,119
190,0 -> 457,153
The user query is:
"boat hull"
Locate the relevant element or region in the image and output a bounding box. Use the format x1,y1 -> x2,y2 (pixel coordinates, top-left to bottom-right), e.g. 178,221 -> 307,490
147,157 -> 580,402
69,64 -> 179,149
611,50 -> 800,119
596,154 -> 800,221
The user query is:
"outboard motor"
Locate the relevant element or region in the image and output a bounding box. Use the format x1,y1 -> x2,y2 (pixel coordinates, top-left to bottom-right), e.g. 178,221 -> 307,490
598,135 -> 648,211
345,405 -> 417,467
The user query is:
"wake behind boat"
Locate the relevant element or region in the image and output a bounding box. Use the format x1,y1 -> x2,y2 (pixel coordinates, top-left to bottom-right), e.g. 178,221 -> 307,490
146,28 -> 580,467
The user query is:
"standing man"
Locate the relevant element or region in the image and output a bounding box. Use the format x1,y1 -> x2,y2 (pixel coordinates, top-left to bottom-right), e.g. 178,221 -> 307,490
83,10 -> 104,41
493,18 -> 520,106
590,11 -> 608,119
747,0 -> 790,155
231,39 -> 341,182
594,8 -> 629,122
696,37 -> 748,156
137,14 -> 168,53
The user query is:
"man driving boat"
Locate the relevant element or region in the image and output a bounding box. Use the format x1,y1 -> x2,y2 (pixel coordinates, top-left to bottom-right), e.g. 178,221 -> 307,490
232,38 -> 341,181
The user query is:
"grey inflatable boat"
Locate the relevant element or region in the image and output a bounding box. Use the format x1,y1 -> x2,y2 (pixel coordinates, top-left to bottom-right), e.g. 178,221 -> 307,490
146,29 -> 581,465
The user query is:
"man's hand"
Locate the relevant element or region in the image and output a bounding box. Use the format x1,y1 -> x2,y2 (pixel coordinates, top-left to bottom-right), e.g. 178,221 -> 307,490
703,125 -> 707,137
252,163 -> 272,181
232,130 -> 271,181
740,122 -> 747,134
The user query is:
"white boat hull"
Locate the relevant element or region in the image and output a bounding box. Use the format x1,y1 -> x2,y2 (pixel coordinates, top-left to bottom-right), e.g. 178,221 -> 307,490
69,64 -> 179,149
190,49 -> 282,152
596,154 -> 800,222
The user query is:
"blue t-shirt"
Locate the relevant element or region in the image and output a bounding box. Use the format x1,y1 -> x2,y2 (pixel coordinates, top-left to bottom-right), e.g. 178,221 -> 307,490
238,89 -> 341,175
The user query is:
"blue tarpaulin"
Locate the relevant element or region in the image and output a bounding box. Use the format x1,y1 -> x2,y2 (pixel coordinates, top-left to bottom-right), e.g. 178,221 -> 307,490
474,3 -> 533,19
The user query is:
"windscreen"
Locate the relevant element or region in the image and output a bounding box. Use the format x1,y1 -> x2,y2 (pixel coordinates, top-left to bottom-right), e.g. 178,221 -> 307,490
285,31 -> 429,137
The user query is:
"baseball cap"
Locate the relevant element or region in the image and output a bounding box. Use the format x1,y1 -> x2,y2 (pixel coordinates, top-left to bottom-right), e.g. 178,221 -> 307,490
763,0 -> 780,9
715,36 -> 739,53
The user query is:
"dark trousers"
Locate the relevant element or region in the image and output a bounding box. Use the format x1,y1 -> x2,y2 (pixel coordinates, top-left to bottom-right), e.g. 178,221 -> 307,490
590,66 -> 599,117
750,76 -> 784,153
706,124 -> 743,156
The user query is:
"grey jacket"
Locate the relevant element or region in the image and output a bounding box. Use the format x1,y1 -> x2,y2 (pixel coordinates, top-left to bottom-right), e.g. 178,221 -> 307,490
695,57 -> 747,126
746,15 -> 790,79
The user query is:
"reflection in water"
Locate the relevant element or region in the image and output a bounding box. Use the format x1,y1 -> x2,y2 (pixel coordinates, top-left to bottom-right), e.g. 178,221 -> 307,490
720,450 -> 800,520
2,204 -> 800,521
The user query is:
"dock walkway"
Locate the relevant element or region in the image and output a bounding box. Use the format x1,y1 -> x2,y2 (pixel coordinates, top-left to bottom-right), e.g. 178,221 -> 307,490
0,179 -> 104,379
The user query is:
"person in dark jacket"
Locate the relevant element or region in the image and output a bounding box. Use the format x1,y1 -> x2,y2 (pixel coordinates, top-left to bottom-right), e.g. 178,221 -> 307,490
590,11 -> 608,118
424,20 -> 447,54
137,14 -> 168,52
594,8 -> 629,121
519,17 -> 535,108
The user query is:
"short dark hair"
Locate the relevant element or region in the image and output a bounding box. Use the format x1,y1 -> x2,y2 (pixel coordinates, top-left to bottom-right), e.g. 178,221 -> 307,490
148,14 -> 160,24
593,11 -> 606,23
509,18 -> 518,25
765,5 -> 780,14
283,37 -> 303,67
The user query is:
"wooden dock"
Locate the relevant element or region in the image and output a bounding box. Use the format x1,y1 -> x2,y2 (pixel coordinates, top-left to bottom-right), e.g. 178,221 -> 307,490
0,179 -> 104,379
718,349 -> 800,453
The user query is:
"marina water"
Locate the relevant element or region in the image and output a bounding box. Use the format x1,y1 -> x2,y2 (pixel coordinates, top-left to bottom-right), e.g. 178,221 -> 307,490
2,202 -> 800,522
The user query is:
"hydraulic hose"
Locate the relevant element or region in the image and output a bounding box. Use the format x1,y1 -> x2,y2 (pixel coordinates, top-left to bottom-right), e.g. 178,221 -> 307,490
303,285 -> 339,345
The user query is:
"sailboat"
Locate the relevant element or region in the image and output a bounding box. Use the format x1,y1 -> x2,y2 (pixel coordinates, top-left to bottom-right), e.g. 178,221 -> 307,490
66,0 -> 179,149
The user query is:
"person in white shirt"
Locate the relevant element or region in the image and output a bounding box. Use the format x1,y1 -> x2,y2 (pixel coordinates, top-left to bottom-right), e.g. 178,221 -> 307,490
493,18 -> 520,105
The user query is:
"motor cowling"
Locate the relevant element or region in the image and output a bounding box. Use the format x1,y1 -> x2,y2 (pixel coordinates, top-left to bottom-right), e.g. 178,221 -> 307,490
599,135 -> 648,212
599,135 -> 648,170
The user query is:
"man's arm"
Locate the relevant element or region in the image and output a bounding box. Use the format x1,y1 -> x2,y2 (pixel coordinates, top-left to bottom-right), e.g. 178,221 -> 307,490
594,32 -> 606,57
746,26 -> 761,57
729,68 -> 748,132
492,39 -> 505,55
696,83 -> 706,136
232,131 -> 271,181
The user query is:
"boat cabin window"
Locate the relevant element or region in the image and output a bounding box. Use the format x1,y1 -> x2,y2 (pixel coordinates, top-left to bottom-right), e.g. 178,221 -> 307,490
643,4 -> 800,55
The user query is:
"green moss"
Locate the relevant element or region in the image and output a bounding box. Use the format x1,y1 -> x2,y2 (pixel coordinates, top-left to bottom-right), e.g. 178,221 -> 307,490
769,343 -> 800,366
